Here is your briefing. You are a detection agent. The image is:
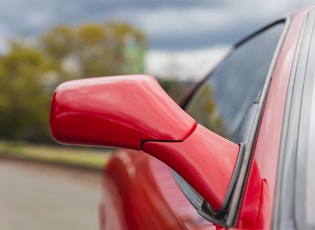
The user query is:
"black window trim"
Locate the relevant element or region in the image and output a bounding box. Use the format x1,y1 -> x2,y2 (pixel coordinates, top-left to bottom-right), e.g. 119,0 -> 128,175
226,18 -> 289,227
177,18 -> 290,227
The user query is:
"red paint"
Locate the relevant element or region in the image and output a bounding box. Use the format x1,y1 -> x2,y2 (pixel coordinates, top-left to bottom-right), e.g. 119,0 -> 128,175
143,125 -> 239,212
236,8 -> 309,229
101,149 -> 220,229
50,74 -> 239,215
49,5 -> 315,230
50,75 -> 195,149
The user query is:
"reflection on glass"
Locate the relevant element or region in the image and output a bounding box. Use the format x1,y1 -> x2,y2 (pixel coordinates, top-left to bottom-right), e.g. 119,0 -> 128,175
186,84 -> 226,137
185,22 -> 285,140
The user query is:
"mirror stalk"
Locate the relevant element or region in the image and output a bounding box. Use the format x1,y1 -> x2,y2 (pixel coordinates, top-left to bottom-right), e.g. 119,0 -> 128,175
142,124 -> 240,212
50,75 -> 241,214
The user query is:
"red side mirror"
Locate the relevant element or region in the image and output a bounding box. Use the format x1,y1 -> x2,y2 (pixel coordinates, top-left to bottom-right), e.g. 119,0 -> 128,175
50,75 -> 240,213
50,75 -> 195,149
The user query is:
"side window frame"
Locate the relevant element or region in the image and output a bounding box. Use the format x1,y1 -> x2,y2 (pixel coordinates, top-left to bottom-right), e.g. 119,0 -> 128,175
226,19 -> 288,227
177,19 -> 289,227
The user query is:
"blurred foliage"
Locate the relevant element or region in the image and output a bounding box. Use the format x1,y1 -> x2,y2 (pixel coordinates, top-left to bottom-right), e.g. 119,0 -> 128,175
0,21 -> 146,143
185,84 -> 226,137
0,141 -> 111,169
158,79 -> 192,104
40,21 -> 146,78
0,42 -> 53,142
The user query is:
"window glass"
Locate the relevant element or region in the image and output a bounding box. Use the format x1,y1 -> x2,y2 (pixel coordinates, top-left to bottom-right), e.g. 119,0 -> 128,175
185,22 -> 285,139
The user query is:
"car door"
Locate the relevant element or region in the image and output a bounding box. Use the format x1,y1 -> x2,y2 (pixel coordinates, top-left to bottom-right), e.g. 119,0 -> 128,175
177,20 -> 286,228
49,5 -> 315,230
273,8 -> 315,230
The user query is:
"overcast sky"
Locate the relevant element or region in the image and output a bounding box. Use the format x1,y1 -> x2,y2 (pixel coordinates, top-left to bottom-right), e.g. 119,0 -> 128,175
1,0 -> 314,79
1,0 -> 314,51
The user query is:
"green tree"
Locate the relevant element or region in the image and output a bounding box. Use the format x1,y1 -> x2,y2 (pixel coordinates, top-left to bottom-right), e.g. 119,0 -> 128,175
0,21 -> 146,143
0,42 -> 53,141
40,21 -> 146,78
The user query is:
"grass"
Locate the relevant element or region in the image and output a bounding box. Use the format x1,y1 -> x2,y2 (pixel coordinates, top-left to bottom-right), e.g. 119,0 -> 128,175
0,141 -> 113,170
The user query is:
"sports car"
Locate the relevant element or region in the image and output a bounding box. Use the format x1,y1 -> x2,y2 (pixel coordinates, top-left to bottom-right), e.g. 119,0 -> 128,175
50,5 -> 315,230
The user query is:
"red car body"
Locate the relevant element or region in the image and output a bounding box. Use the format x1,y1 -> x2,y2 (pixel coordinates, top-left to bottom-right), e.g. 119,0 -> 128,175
50,5 -> 315,230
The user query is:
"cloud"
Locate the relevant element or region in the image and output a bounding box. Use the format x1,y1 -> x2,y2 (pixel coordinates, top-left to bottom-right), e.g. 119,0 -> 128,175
146,46 -> 230,80
110,7 -> 240,49
103,1 -> 315,49
0,0 -> 314,51
0,25 -> 10,53
0,0 -> 313,80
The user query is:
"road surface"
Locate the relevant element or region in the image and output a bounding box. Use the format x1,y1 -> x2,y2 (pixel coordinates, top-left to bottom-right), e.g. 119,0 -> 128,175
0,159 -> 103,230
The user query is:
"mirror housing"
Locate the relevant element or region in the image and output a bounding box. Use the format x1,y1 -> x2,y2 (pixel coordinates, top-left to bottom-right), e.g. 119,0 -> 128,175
50,75 -> 195,149
50,75 -> 240,213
